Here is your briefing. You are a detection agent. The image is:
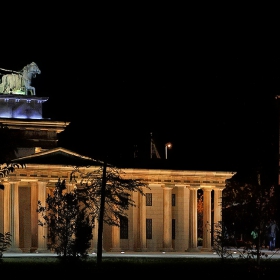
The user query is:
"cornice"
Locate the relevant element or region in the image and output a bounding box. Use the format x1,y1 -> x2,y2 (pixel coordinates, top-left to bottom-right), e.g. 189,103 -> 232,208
4,163 -> 234,189
0,94 -> 49,103
0,118 -> 70,132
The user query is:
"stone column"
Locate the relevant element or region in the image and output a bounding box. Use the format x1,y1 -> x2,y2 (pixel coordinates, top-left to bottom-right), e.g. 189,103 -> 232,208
201,188 -> 212,251
2,182 -> 10,235
131,191 -> 139,251
8,182 -> 21,252
90,218 -> 99,253
66,182 -> 75,192
139,190 -> 147,251
213,187 -> 224,225
0,181 -> 5,233
213,187 -> 224,243
30,182 -> 38,252
162,184 -> 173,252
37,181 -> 49,252
187,187 -> 199,252
111,225 -> 121,252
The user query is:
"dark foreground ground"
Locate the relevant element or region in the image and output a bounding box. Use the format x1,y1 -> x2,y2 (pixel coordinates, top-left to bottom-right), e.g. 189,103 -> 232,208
1,256 -> 280,278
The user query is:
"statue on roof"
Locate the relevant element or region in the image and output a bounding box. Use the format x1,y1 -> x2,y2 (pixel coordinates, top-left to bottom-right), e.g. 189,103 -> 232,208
0,62 -> 41,95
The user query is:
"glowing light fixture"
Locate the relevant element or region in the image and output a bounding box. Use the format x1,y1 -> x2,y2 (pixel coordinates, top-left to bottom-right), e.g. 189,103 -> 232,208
165,142 -> 172,159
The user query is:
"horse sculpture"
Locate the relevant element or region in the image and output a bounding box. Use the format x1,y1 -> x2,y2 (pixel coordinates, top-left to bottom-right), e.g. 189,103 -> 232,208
0,62 -> 41,95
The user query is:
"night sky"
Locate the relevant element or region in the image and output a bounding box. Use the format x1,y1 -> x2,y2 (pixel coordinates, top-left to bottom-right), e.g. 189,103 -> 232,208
1,15 -> 280,173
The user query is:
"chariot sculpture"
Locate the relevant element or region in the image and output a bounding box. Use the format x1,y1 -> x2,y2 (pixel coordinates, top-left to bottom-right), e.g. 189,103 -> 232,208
0,62 -> 41,95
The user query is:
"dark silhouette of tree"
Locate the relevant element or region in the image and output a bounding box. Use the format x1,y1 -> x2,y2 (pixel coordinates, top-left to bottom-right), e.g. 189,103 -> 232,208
71,163 -> 149,264
212,220 -> 233,261
0,163 -> 24,178
37,179 -> 94,258
0,232 -> 11,258
222,169 -> 278,265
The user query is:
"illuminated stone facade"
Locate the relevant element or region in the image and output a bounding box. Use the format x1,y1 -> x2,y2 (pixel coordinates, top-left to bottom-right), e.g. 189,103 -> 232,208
0,160 -> 233,253
0,94 -> 235,253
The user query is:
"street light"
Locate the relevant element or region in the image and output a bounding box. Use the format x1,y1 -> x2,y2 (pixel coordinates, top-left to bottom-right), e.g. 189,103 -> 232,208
165,142 -> 172,159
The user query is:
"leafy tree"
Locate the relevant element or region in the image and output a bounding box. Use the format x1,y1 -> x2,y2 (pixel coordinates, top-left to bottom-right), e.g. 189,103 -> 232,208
212,220 -> 233,261
37,178 -> 95,258
70,162 -> 149,264
222,169 -> 278,265
0,163 -> 25,178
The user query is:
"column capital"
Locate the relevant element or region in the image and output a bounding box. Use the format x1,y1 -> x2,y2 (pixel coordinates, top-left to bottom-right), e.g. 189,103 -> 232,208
214,186 -> 225,191
201,187 -> 213,192
9,181 -> 20,186
187,186 -> 200,191
161,184 -> 174,190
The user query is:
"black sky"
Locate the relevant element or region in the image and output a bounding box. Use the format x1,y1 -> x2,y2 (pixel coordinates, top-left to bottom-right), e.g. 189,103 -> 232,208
1,13 -> 280,173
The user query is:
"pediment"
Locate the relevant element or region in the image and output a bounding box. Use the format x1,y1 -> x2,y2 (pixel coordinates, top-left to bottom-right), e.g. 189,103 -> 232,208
11,147 -> 102,167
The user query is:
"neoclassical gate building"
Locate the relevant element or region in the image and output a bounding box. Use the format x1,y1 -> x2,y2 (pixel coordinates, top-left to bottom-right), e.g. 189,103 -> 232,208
0,93 -> 234,253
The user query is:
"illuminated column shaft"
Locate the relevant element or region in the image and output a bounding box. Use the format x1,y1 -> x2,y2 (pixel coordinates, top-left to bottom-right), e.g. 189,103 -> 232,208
37,181 -> 48,252
162,185 -> 173,251
0,183 -> 3,233
8,182 -> 21,252
202,188 -> 212,251
89,218 -> 98,252
111,225 -> 121,252
214,188 -> 224,225
139,190 -> 147,251
30,182 -> 38,252
3,182 -> 10,235
187,187 -> 199,252
66,182 -> 75,192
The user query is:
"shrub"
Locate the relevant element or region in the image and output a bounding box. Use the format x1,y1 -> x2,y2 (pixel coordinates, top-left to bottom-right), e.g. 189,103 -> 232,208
0,232 -> 12,257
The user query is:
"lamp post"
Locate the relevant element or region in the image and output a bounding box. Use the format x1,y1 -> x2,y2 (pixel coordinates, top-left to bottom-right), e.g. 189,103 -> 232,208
165,142 -> 172,159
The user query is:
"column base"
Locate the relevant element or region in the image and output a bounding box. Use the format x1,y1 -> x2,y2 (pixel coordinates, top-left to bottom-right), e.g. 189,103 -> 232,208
30,247 -> 38,253
6,247 -> 22,253
21,247 -> 32,253
110,247 -> 122,252
161,248 -> 175,252
90,248 -> 106,253
200,247 -> 213,252
135,248 -> 148,252
186,247 -> 200,252
36,248 -> 51,253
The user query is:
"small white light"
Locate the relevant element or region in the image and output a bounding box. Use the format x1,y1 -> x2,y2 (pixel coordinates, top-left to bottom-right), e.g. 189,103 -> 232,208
121,251 -> 125,254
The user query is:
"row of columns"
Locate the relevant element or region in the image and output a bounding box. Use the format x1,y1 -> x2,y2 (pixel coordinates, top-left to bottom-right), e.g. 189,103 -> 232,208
109,184 -> 224,252
0,180 -> 49,253
0,180 -> 224,253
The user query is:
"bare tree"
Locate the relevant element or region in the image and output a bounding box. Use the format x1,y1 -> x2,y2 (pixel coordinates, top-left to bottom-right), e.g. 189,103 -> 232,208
71,162 -> 149,264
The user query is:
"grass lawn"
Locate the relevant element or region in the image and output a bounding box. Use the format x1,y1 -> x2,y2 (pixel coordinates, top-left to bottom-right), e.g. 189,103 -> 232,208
1,256 -> 280,278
